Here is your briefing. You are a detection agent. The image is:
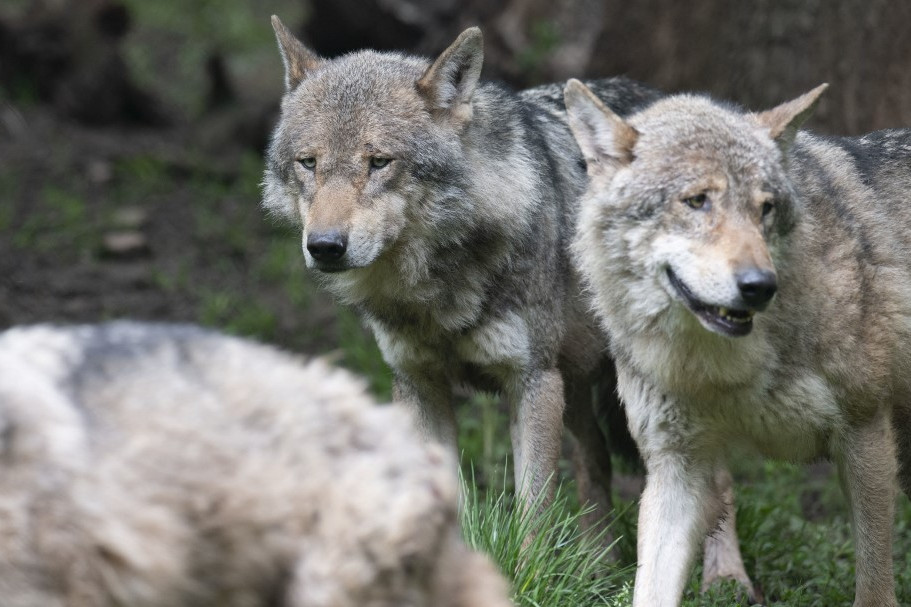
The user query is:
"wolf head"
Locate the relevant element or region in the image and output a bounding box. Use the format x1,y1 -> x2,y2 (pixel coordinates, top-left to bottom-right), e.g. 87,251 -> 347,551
263,17 -> 484,275
566,80 -> 826,339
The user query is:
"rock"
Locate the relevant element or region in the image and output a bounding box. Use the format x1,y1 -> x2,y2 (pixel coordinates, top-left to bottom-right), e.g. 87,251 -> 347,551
99,229 -> 150,259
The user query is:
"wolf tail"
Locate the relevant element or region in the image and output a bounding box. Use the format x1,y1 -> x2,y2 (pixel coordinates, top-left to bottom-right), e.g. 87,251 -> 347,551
894,403 -> 911,500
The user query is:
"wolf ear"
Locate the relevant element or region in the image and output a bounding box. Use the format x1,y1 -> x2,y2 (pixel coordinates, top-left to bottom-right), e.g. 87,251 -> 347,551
271,15 -> 322,92
417,27 -> 483,123
564,79 -> 638,177
752,83 -> 828,153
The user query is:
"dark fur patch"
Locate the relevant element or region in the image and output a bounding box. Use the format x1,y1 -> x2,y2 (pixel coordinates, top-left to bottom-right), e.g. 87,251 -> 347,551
66,323 -> 209,401
790,143 -> 876,324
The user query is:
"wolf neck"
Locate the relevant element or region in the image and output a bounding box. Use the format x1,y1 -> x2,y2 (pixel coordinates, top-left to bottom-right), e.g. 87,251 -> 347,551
324,86 -> 572,334
629,312 -> 775,397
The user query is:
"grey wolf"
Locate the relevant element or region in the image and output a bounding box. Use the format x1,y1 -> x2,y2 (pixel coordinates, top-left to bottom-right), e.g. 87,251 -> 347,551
566,78 -> 911,606
261,15 -> 662,539
0,321 -> 512,607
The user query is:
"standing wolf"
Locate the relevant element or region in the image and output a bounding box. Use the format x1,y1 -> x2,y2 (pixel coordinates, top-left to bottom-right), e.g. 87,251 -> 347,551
566,78 -> 911,606
262,17 -> 663,529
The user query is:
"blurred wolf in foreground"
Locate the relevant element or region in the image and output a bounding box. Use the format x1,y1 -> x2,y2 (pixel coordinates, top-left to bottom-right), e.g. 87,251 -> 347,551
261,15 -> 662,538
0,322 -> 512,607
567,78 -> 911,606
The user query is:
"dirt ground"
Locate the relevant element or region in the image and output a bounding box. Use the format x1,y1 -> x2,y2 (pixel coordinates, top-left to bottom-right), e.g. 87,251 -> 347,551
0,101 -> 345,357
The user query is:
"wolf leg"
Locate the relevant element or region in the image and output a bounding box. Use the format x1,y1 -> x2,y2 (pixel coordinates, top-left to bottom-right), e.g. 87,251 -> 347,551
509,368 -> 565,510
563,376 -> 614,544
393,372 -> 457,451
835,411 -> 898,607
633,452 -> 717,607
701,467 -> 763,604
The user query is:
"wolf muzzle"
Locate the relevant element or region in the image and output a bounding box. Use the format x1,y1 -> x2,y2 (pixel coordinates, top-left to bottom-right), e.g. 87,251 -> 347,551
307,230 -> 348,262
735,268 -> 777,310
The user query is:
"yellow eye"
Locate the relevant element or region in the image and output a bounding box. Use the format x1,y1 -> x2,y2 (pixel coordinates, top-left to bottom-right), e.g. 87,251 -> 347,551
370,157 -> 391,169
298,157 -> 316,169
682,193 -> 707,209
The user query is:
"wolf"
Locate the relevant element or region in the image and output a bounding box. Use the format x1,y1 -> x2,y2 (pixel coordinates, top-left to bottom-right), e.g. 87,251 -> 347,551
261,14 -> 663,536
566,77 -> 911,606
261,18 -> 763,595
0,321 -> 512,607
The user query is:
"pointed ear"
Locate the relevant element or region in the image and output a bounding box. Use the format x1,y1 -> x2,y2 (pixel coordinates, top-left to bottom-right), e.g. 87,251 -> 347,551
417,27 -> 483,122
752,83 -> 828,153
271,15 -> 322,92
564,79 -> 638,176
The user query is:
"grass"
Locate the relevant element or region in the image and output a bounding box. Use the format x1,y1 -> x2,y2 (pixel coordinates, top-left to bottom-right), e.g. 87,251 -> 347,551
197,289 -> 279,339
722,461 -> 911,606
335,306 -> 393,399
615,458 -> 911,606
457,393 -> 514,491
12,184 -> 95,252
458,455 -> 911,606
460,471 -> 631,607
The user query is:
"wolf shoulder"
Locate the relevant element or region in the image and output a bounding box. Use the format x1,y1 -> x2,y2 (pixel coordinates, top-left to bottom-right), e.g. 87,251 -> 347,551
790,129 -> 911,221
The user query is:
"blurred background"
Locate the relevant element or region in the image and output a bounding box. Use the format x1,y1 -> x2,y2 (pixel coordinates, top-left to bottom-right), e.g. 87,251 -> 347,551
2,2 -> 911,600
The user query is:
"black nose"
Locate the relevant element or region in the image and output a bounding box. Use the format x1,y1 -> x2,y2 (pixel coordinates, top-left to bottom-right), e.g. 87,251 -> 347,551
306,230 -> 347,262
736,268 -> 777,310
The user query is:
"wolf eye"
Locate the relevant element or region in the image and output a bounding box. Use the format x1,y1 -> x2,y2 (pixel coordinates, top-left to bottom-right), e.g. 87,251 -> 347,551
761,201 -> 775,218
369,157 -> 392,169
298,157 -> 316,169
682,193 -> 707,209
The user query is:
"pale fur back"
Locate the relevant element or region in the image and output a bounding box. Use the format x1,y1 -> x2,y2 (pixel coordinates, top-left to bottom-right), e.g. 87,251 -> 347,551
0,322 -> 512,607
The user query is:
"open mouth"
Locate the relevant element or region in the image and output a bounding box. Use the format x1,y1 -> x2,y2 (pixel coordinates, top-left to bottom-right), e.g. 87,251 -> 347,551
666,268 -> 754,337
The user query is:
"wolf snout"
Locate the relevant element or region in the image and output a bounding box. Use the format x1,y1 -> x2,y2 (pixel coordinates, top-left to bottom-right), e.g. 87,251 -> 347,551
735,268 -> 777,310
307,230 -> 348,262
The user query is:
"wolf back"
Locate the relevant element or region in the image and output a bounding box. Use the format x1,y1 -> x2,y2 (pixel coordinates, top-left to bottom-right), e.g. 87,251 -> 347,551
0,321 -> 512,607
